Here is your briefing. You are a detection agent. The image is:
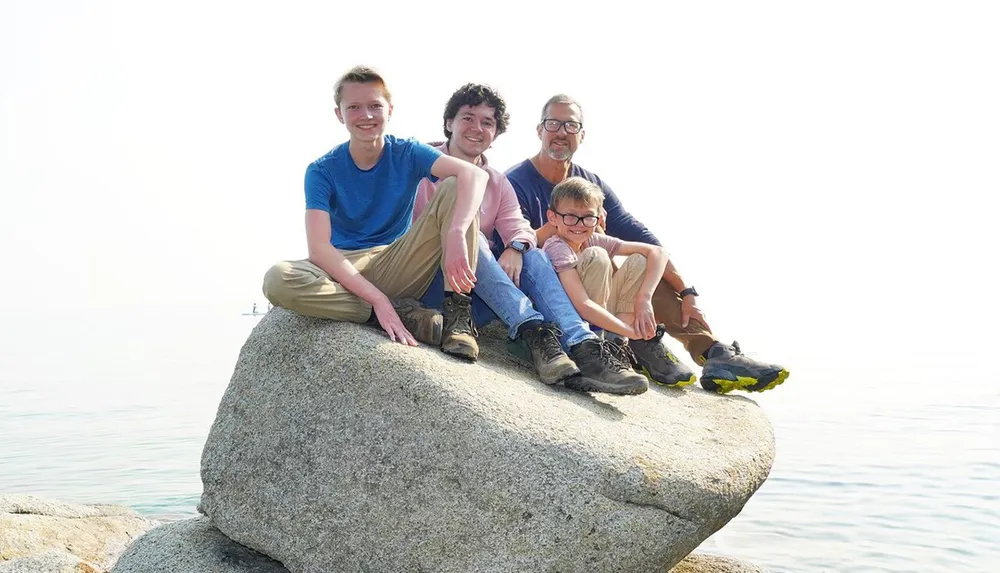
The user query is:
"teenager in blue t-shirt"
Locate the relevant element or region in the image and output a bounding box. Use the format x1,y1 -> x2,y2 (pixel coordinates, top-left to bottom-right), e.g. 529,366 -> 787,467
262,65 -> 488,360
505,94 -> 789,394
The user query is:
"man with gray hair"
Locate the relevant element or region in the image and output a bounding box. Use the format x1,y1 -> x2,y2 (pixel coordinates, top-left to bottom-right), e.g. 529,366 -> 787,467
505,94 -> 789,394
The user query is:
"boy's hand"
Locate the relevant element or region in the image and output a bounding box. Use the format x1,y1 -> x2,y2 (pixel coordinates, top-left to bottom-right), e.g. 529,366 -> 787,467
498,248 -> 523,287
444,231 -> 477,293
371,296 -> 418,346
633,296 -> 657,340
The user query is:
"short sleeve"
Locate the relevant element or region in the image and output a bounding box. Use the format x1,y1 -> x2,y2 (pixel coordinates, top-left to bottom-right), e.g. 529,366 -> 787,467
304,164 -> 333,212
542,237 -> 579,273
409,140 -> 444,179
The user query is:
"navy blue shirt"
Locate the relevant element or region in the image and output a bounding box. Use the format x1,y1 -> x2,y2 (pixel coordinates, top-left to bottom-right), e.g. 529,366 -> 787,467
305,135 -> 441,250
504,159 -> 661,246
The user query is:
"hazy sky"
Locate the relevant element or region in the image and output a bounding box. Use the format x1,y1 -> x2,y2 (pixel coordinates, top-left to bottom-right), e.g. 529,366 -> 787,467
2,0 -> 998,388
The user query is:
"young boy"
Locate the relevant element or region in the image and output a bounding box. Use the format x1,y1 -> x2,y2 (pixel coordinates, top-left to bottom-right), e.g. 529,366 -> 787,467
543,177 -> 790,393
540,177 -> 698,387
261,65 -> 488,359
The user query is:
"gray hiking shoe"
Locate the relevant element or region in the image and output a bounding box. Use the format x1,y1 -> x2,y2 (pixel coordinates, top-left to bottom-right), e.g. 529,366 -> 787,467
441,293 -> 479,361
567,339 -> 648,396
699,341 -> 789,394
519,321 -> 580,385
628,325 -> 697,388
371,297 -> 443,346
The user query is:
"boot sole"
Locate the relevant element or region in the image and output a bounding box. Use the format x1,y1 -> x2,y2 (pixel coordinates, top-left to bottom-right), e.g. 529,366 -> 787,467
640,366 -> 697,388
565,375 -> 648,396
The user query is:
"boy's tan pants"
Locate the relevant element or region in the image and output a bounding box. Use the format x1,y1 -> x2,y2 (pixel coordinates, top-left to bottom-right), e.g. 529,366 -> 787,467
261,178 -> 479,323
575,246 -> 717,360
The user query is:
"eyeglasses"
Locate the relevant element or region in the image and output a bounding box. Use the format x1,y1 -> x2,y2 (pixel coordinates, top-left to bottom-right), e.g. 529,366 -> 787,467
551,209 -> 599,228
540,118 -> 583,134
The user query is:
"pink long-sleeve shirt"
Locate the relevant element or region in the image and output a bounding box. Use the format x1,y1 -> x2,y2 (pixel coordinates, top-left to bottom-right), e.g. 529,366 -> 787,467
412,142 -> 537,251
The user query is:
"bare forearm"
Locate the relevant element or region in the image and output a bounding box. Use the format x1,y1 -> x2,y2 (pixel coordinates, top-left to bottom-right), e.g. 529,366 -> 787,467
661,259 -> 688,294
308,243 -> 385,307
448,169 -> 488,234
577,300 -> 635,338
641,248 -> 670,300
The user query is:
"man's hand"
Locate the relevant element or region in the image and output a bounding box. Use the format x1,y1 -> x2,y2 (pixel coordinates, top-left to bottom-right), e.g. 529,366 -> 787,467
498,247 -> 523,287
633,295 -> 657,340
444,230 -> 476,293
371,296 -> 418,346
680,295 -> 711,331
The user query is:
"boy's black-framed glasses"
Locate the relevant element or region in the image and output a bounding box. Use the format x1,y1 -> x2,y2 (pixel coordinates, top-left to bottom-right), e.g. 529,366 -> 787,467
540,119 -> 583,134
551,209 -> 600,228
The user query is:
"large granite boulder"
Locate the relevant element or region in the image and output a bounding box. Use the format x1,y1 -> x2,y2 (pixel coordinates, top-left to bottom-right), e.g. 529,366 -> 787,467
0,494 -> 159,572
111,517 -> 285,573
111,517 -> 771,573
200,309 -> 775,573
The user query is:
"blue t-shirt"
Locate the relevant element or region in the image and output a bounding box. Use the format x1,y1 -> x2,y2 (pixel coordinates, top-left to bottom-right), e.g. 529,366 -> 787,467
304,135 -> 442,250
504,159 -> 661,247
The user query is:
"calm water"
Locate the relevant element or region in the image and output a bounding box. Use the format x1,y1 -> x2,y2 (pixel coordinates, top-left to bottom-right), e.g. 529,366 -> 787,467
1,309 -> 997,572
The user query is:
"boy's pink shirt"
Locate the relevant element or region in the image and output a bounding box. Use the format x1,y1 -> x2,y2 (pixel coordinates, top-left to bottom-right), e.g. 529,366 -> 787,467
412,142 -> 536,250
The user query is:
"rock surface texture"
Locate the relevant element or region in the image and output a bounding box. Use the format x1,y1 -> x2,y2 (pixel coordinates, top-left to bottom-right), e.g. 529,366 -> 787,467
196,308 -> 775,573
0,494 -> 159,572
110,516 -> 285,573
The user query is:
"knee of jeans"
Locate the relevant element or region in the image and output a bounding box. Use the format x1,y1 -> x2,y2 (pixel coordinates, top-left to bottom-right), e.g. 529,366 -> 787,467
578,246 -> 612,271
522,248 -> 550,269
262,261 -> 295,303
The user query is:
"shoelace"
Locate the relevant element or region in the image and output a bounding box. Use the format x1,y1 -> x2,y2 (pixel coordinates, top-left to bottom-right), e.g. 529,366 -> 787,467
599,339 -> 637,370
443,298 -> 477,336
532,324 -> 566,361
608,341 -> 639,368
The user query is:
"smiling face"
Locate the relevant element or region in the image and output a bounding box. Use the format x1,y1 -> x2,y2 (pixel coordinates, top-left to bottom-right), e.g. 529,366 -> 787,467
334,81 -> 392,143
548,197 -> 601,248
538,101 -> 585,161
446,103 -> 497,163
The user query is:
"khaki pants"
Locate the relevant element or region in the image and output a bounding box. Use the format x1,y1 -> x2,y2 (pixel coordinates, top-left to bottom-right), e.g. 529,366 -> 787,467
576,247 -> 717,361
261,178 -> 479,323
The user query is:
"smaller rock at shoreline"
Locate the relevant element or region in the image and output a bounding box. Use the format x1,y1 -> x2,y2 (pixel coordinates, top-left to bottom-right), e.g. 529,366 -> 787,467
0,493 -> 159,572
0,550 -> 100,573
111,516 -> 287,573
670,552 -> 771,572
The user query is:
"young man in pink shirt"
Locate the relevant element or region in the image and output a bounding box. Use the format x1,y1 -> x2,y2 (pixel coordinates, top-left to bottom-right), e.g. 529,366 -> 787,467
413,84 -> 648,396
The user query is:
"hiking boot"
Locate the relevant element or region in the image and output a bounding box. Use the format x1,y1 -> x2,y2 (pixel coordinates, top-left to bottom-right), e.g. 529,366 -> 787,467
566,339 -> 648,396
628,325 -> 697,388
699,341 -> 789,394
441,292 -> 479,361
369,297 -> 443,346
519,321 -> 580,385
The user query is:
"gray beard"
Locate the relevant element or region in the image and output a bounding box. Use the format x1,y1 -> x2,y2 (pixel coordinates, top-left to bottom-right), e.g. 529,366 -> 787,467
546,146 -> 572,161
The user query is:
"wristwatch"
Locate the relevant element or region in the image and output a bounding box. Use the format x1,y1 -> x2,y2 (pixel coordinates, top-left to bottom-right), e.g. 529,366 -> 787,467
508,240 -> 529,254
678,286 -> 699,298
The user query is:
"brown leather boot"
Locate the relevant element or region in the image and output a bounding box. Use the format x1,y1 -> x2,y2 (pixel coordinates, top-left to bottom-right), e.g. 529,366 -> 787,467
441,292 -> 479,361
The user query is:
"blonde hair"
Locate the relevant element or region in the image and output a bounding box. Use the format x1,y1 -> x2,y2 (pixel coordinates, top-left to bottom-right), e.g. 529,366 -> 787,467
550,176 -> 604,211
334,65 -> 392,107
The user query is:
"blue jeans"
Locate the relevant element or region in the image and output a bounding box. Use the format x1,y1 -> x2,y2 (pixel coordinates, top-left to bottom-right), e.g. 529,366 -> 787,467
518,248 -> 597,349
421,234 -> 543,339
421,234 -> 597,349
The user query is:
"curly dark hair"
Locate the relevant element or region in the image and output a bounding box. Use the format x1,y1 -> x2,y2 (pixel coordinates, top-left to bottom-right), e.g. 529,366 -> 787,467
442,83 -> 510,139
